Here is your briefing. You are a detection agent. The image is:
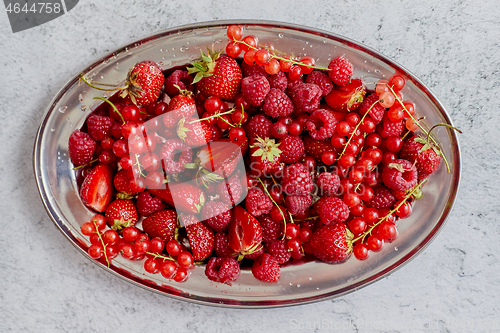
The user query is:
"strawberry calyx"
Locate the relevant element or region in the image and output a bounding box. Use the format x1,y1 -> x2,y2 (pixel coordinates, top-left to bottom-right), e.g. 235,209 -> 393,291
176,117 -> 190,142
346,87 -> 366,111
187,49 -> 222,84
110,218 -> 135,232
250,137 -> 282,163
120,68 -> 145,105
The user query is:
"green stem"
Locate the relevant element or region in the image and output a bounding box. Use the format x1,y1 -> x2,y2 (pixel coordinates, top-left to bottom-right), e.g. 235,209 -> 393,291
92,221 -> 110,267
93,96 -> 125,125
257,178 -> 289,239
80,75 -> 127,91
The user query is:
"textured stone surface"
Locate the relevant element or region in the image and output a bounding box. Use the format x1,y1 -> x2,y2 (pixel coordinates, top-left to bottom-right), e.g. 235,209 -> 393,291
1,0 -> 499,332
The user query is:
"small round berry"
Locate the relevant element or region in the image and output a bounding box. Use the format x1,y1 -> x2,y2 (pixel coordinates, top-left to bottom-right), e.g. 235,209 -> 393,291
366,235 -> 383,252
177,251 -> 194,268
149,238 -> 165,253
227,25 -> 243,41
288,65 -> 302,81
287,238 -> 302,252
378,221 -> 398,241
379,92 -> 395,108
173,267 -> 189,282
166,240 -> 182,257
322,151 -> 336,165
285,223 -> 300,239
88,244 -> 104,259
353,243 -> 369,260
265,58 -> 280,75
204,96 -> 222,113
389,75 -> 405,91
144,257 -> 161,274
160,260 -> 178,279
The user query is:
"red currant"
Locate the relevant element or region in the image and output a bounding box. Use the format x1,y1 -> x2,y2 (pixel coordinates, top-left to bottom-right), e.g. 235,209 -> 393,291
353,243 -> 369,260
366,235 -> 383,252
389,74 -> 405,91
227,25 -> 243,41
144,257 -> 161,274
149,238 -> 165,253
160,260 -> 177,279
177,251 -> 194,268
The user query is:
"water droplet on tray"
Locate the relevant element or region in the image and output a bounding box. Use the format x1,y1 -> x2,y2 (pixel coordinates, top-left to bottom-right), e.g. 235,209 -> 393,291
58,106 -> 68,113
278,33 -> 283,38
180,46 -> 188,52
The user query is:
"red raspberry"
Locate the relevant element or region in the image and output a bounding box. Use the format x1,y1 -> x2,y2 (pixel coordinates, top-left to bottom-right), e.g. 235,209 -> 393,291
382,159 -> 418,191
285,194 -> 313,215
279,135 -> 305,164
399,136 -> 441,179
160,138 -> 193,174
303,135 -> 337,162
259,214 -> 284,243
265,239 -> 291,264
252,253 -> 280,283
201,200 -> 232,231
306,109 -> 338,140
217,175 -> 243,206
262,88 -> 294,118
291,83 -> 322,114
305,70 -> 333,96
214,231 -> 237,257
241,62 -> 268,78
281,163 -> 314,196
357,93 -> 385,124
245,187 -> 273,217
316,172 -> 341,196
87,115 -> 115,141
267,70 -> 288,91
365,185 -> 396,209
164,70 -> 193,97
205,256 -> 240,285
244,114 -> 273,140
328,56 -> 353,86
310,224 -> 352,263
136,191 -> 166,217
68,129 -> 97,166
244,246 -> 265,260
377,113 -> 405,138
314,196 -> 349,225
241,75 -> 271,107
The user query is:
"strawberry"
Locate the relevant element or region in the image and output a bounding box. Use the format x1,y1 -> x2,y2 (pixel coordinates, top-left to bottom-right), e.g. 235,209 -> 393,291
249,137 -> 282,176
184,215 -> 215,261
227,206 -> 263,257
399,136 -> 441,179
142,209 -> 178,241
195,139 -> 244,178
310,223 -> 353,263
113,169 -> 137,197
105,199 -> 139,231
121,61 -> 165,106
252,253 -> 280,283
188,50 -> 242,101
149,182 -> 206,214
176,117 -> 211,147
79,164 -> 114,213
303,135 -> 336,162
324,78 -> 366,112
68,129 -> 97,166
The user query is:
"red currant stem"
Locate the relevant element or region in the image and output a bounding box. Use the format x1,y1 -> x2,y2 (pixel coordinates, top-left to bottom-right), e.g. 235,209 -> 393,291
336,98 -> 375,160
72,158 -> 99,170
80,75 -> 128,91
237,107 -> 246,127
353,179 -> 427,243
92,221 -> 110,267
232,39 -> 331,71
134,154 -> 146,177
145,251 -> 176,262
257,177 -> 288,239
294,215 -> 319,222
189,108 -> 235,124
93,96 -> 125,125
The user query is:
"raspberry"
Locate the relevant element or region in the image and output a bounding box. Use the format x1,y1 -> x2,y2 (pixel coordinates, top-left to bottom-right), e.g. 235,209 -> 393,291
365,185 -> 396,209
217,175 -> 243,206
201,200 -> 232,231
316,172 -> 341,196
291,83 -> 322,114
382,159 -> 418,191
164,70 -> 193,97
160,138 -> 193,174
68,129 -> 97,166
285,194 -> 313,215
287,77 -> 304,94
357,93 -> 385,124
245,187 -> 273,217
377,113 -> 405,138
303,135 -> 337,162
241,62 -> 268,78
314,196 -> 349,225
265,239 -> 291,264
252,253 -> 280,283
306,109 -> 338,140
244,114 -> 273,140
328,56 -> 353,86
262,88 -> 294,118
281,163 -> 313,196
87,115 -> 115,141
214,231 -> 236,257
136,191 -> 166,217
205,256 -> 240,285
259,214 -> 284,243
244,246 -> 265,260
241,75 -> 270,107
279,135 -> 305,164
268,70 -> 288,91
305,70 -> 333,96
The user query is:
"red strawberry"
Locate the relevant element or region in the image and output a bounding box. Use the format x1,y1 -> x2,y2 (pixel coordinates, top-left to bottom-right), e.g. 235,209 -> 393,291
176,117 -> 211,146
149,182 -> 206,214
241,75 -> 270,107
136,191 -> 166,217
205,256 -> 240,285
162,90 -> 197,129
310,224 -> 353,263
249,137 -> 282,176
314,196 -> 349,225
68,129 -> 97,166
184,216 -> 215,261
105,199 -> 138,231
121,61 -> 165,106
399,136 -> 441,179
252,253 -> 280,283
113,169 -> 137,197
227,206 -> 263,256
79,164 -> 114,212
328,56 -> 353,86
244,114 -> 273,140
324,78 -> 366,112
303,135 -> 336,162
86,115 -> 115,141
142,209 -> 178,241
196,139 -> 244,178
279,135 -> 305,164
188,51 -> 242,101
245,187 -> 273,217
262,88 -> 294,118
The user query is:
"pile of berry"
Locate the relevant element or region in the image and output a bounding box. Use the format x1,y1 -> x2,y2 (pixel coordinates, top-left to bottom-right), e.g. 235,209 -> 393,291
69,25 -> 452,285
